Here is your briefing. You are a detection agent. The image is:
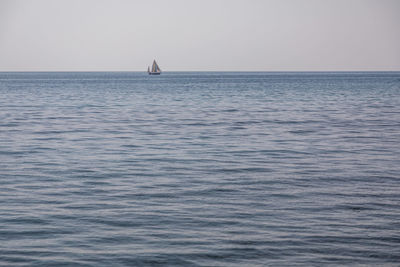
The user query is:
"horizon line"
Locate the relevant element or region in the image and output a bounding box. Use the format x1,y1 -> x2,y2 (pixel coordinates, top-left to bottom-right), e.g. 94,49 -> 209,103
1,70 -> 400,73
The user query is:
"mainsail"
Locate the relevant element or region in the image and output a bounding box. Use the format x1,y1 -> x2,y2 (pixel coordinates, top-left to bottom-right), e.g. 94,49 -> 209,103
148,60 -> 161,75
152,60 -> 161,73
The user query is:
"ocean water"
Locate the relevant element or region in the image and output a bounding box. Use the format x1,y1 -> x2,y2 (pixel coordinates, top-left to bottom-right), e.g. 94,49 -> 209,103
0,71 -> 399,266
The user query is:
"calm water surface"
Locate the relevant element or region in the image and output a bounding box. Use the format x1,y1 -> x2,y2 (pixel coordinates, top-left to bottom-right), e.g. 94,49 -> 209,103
0,72 -> 400,266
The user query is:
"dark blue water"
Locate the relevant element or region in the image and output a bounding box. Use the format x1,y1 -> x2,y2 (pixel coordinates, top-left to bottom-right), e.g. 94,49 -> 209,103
1,72 -> 399,266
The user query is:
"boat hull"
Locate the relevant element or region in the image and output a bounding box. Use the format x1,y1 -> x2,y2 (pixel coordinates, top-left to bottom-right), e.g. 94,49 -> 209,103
148,72 -> 161,75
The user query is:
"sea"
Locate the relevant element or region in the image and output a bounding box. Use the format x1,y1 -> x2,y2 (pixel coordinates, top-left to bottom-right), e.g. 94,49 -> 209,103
0,71 -> 399,266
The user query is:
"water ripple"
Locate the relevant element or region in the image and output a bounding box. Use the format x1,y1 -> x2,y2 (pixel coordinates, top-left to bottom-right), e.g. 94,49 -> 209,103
0,72 -> 399,266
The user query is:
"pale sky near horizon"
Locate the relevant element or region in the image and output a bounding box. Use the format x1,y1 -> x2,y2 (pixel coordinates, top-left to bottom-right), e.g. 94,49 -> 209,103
0,0 -> 399,71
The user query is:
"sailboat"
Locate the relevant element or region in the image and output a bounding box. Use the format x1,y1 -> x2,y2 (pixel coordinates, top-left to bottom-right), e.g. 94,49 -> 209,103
148,60 -> 161,75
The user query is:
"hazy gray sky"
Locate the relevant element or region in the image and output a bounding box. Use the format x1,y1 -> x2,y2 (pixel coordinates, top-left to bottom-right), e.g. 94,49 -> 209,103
1,0 -> 399,71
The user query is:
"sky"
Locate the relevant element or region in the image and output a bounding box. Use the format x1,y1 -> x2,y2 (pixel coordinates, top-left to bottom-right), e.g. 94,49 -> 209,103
0,0 -> 399,71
